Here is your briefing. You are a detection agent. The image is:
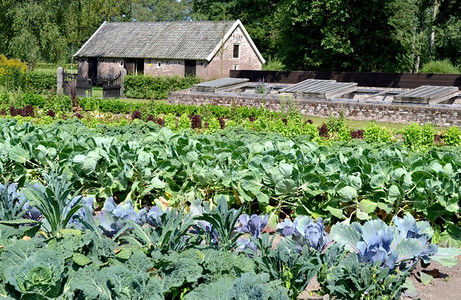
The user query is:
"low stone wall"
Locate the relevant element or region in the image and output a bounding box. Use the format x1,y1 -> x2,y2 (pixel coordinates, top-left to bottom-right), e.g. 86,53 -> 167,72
168,90 -> 461,127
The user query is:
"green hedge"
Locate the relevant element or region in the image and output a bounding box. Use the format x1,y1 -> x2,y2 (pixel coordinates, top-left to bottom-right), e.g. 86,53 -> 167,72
25,72 -> 56,94
124,75 -> 200,99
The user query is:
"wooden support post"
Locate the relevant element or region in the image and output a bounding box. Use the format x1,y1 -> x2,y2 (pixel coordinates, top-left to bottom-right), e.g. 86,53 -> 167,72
57,67 -> 63,95
120,69 -> 127,98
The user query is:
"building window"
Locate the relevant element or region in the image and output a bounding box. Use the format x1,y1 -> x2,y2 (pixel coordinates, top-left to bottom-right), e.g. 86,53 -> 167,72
157,62 -> 161,68
233,64 -> 239,70
233,45 -> 240,59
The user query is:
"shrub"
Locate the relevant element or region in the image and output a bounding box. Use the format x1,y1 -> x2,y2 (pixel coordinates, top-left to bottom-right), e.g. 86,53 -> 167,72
124,75 -> 200,99
421,59 -> 460,74
0,54 -> 27,90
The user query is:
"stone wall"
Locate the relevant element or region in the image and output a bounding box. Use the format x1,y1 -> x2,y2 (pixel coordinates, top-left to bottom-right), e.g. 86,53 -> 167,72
168,90 -> 461,127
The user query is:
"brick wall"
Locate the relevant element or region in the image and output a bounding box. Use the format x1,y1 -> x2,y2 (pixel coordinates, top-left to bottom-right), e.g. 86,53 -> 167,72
168,90 -> 461,127
98,58 -> 124,78
207,27 -> 262,79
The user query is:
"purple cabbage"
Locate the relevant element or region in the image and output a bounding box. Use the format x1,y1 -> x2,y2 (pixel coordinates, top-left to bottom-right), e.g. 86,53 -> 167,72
236,214 -> 268,239
276,216 -> 328,252
98,197 -> 146,237
356,227 -> 398,269
235,214 -> 268,251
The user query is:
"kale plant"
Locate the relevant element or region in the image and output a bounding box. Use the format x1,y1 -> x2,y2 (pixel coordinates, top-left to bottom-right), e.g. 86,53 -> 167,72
0,182 -> 27,222
22,174 -> 85,237
194,197 -> 243,251
117,207 -> 197,253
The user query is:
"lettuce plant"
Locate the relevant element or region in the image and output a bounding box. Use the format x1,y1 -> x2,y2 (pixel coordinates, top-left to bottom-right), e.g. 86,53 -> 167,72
276,216 -> 329,252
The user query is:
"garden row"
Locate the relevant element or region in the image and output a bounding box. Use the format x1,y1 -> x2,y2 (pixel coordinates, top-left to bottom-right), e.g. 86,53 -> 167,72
2,91 -> 461,147
0,119 -> 460,247
1,179 -> 460,299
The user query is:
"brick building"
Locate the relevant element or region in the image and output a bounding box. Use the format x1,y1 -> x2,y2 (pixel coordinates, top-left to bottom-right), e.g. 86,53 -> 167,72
74,20 -> 265,83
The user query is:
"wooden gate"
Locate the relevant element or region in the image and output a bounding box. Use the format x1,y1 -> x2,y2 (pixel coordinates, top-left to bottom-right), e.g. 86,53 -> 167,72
102,71 -> 122,98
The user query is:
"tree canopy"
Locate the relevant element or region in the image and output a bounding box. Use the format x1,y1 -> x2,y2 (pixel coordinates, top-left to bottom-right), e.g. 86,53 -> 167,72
0,0 -> 459,72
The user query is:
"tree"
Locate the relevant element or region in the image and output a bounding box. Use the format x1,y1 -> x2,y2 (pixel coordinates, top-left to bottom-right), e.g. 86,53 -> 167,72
131,0 -> 192,21
276,0 -> 401,72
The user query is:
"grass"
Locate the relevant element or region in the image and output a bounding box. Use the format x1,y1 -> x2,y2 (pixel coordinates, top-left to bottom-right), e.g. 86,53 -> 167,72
304,115 -> 448,132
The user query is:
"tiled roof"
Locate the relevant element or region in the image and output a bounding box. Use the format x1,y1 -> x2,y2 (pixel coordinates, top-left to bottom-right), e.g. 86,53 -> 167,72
74,20 -> 237,60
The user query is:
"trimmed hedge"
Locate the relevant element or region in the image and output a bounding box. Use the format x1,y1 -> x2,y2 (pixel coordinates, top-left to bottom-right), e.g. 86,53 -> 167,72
25,72 -> 56,93
124,75 -> 200,99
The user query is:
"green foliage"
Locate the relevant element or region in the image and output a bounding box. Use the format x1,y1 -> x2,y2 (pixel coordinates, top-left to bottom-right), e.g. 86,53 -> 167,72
443,126 -> 461,146
363,122 -> 393,143
124,75 -> 200,99
262,59 -> 286,71
421,59 -> 461,74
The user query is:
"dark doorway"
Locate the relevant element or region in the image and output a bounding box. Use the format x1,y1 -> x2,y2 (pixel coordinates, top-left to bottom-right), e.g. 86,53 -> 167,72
88,57 -> 98,85
185,60 -> 196,77
136,59 -> 144,74
124,59 -> 135,74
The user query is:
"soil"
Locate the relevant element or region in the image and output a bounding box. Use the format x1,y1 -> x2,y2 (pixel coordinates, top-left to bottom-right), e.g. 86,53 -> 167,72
405,256 -> 461,300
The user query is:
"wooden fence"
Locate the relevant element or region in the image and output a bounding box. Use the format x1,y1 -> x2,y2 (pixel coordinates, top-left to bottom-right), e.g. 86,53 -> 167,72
229,70 -> 461,88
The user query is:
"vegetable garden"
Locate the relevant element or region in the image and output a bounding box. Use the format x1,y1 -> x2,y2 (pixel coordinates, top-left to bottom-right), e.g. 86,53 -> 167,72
1,57 -> 461,299
0,116 -> 461,299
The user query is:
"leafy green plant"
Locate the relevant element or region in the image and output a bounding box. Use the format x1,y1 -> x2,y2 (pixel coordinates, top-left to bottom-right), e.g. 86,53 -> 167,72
443,126 -> 461,146
0,182 -> 27,222
364,122 -> 393,143
403,123 -> 435,149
